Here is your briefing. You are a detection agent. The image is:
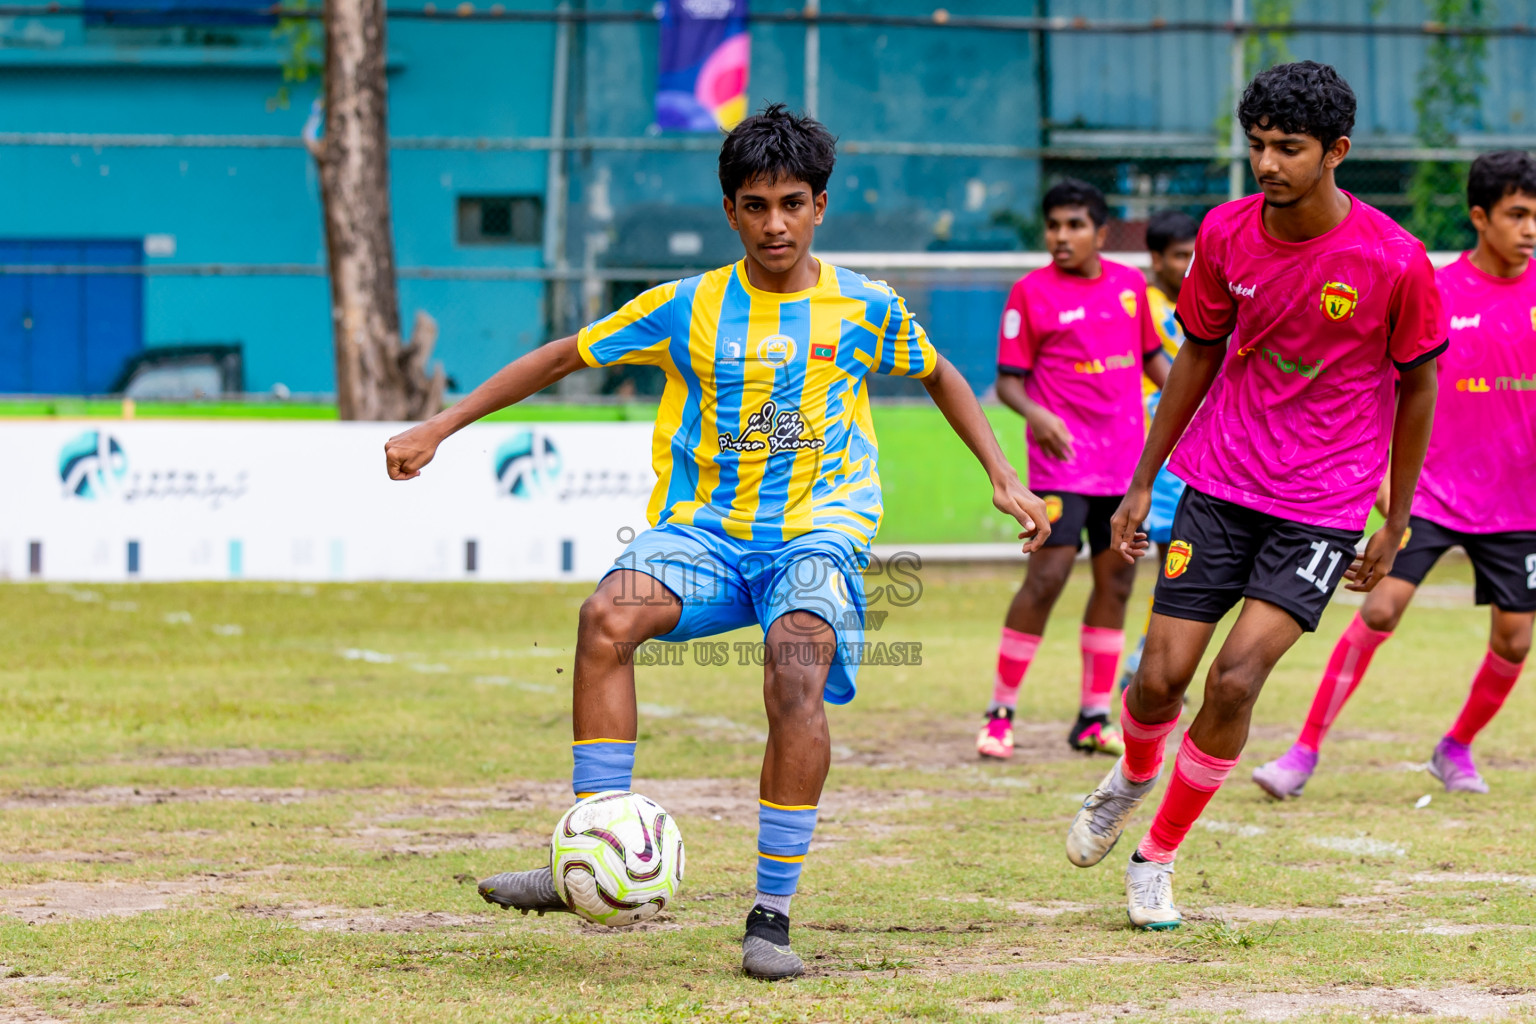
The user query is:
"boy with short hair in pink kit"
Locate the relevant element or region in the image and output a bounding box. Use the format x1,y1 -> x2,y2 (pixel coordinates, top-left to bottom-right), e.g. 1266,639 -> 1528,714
979,178 -> 1171,761
1254,150 -> 1536,799
1065,62 -> 1446,930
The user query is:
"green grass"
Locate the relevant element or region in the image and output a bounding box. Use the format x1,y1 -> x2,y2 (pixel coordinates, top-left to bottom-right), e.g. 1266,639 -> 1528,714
2,557 -> 1533,1021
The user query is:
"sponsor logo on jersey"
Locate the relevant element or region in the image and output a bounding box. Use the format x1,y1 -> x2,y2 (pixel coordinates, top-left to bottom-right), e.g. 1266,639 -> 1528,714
1119,289 -> 1138,317
718,399 -> 825,455
1530,306 -> 1536,332
1228,281 -> 1256,299
1073,351 -> 1138,375
1496,373 -> 1536,391
1003,308 -> 1023,339
1456,377 -> 1491,393
755,334 -> 796,367
1058,307 -> 1086,325
1164,539 -> 1193,579
1044,495 -> 1064,523
810,341 -> 836,362
1450,314 -> 1482,330
1320,281 -> 1359,322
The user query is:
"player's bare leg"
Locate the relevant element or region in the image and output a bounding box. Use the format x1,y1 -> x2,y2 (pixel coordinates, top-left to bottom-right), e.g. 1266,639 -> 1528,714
479,571 -> 680,914
1071,549 -> 1138,754
746,610 -> 837,980
1067,613 -> 1212,868
980,546 -> 1077,758
1433,606 -> 1534,793
1255,578 -> 1415,798
1124,600 -> 1304,928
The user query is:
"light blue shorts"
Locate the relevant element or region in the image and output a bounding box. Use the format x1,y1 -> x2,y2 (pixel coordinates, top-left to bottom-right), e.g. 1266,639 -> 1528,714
1145,464 -> 1188,545
605,522 -> 868,704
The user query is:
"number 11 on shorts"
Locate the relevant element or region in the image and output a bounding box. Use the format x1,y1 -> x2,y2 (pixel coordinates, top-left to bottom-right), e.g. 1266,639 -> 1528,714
1296,540 -> 1343,593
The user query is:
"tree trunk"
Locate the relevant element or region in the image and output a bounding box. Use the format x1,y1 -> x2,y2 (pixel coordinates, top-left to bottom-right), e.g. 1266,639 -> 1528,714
309,0 -> 444,421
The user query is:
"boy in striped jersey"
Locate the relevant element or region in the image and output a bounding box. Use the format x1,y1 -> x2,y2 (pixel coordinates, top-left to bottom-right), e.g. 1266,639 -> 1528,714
384,104 -> 1050,978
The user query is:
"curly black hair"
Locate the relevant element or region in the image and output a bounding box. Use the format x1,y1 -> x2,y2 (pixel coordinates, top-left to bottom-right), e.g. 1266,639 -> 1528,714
718,103 -> 838,199
1467,150 -> 1536,215
1238,61 -> 1356,149
1041,178 -> 1108,227
1146,209 -> 1199,254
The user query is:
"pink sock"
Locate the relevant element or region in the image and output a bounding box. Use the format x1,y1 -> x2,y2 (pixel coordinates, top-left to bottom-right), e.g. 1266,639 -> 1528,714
1447,649 -> 1524,745
991,627 -> 1041,710
1080,625 -> 1124,716
1138,734 -> 1238,863
1297,613 -> 1393,752
1120,689 -> 1179,783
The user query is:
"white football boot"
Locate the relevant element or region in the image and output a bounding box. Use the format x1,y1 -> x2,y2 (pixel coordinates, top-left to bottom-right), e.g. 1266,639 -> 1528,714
1066,758 -> 1159,867
1125,854 -> 1182,930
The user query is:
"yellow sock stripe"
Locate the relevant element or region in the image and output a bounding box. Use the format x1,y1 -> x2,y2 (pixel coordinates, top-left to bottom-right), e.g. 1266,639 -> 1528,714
757,852 -> 807,864
759,799 -> 817,811
571,738 -> 637,746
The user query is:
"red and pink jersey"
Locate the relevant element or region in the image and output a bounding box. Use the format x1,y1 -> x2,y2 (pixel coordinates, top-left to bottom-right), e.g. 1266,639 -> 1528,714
997,259 -> 1163,495
1414,253 -> 1536,533
1173,193 -> 1446,530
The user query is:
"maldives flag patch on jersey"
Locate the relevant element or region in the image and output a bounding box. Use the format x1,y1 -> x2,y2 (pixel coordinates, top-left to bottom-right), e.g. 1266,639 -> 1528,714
810,342 -> 837,362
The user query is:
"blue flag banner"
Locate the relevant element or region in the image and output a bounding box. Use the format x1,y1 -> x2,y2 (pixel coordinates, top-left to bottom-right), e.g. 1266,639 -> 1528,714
657,0 -> 750,132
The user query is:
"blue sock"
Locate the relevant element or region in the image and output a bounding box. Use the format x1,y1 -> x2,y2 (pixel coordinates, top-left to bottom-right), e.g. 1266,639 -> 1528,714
756,800 -> 818,899
571,739 -> 635,798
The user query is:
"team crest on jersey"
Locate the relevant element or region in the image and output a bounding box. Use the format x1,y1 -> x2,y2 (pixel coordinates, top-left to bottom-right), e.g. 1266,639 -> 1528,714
1164,539 -> 1193,579
1119,289 -> 1138,318
1044,495 -> 1064,523
1320,281 -> 1359,322
755,334 -> 796,367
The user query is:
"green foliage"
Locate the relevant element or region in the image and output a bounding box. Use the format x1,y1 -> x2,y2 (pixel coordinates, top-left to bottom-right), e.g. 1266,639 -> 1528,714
1408,0 -> 1487,251
1244,0 -> 1295,77
268,0 -> 323,112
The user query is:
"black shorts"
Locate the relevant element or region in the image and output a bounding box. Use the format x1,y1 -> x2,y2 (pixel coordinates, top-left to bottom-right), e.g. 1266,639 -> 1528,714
1153,487 -> 1363,632
1039,492 -> 1122,557
1390,515 -> 1536,613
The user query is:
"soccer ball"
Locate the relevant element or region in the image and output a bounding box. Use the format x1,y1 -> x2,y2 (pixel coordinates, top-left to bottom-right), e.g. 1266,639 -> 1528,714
551,791 -> 685,926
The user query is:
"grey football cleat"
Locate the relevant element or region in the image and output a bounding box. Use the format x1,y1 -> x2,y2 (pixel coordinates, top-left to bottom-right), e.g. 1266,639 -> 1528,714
478,866 -> 571,915
742,906 -> 804,980
1066,758 -> 1160,868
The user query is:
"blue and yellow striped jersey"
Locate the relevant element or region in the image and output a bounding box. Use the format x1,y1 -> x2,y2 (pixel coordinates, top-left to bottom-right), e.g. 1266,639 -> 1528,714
577,259 -> 938,547
1142,283 -> 1185,422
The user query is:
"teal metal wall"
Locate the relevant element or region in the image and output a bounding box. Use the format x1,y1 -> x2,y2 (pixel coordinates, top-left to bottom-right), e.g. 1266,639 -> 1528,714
2,2 -> 1533,395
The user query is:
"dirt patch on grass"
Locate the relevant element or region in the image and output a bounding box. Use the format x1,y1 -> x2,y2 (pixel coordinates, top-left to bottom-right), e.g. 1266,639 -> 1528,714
1171,985 -> 1536,1021
122,748 -> 351,769
1407,871 -> 1536,888
0,880 -> 225,925
0,850 -> 136,865
340,828 -> 547,856
0,787 -> 318,810
371,776 -> 967,833
238,903 -> 490,933
837,720 -> 1078,771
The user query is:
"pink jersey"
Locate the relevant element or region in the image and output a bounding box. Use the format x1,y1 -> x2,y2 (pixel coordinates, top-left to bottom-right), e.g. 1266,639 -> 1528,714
1173,193 -> 1446,530
1414,253 -> 1536,533
997,259 -> 1163,495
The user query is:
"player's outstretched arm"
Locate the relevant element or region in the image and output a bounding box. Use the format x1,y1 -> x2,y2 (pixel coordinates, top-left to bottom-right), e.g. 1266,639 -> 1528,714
920,354 -> 1051,553
1345,359 -> 1437,591
1108,340 -> 1226,562
384,335 -> 587,480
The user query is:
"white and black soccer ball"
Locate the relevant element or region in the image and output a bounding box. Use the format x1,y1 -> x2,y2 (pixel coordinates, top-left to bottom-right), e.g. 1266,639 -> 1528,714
551,791 -> 685,926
